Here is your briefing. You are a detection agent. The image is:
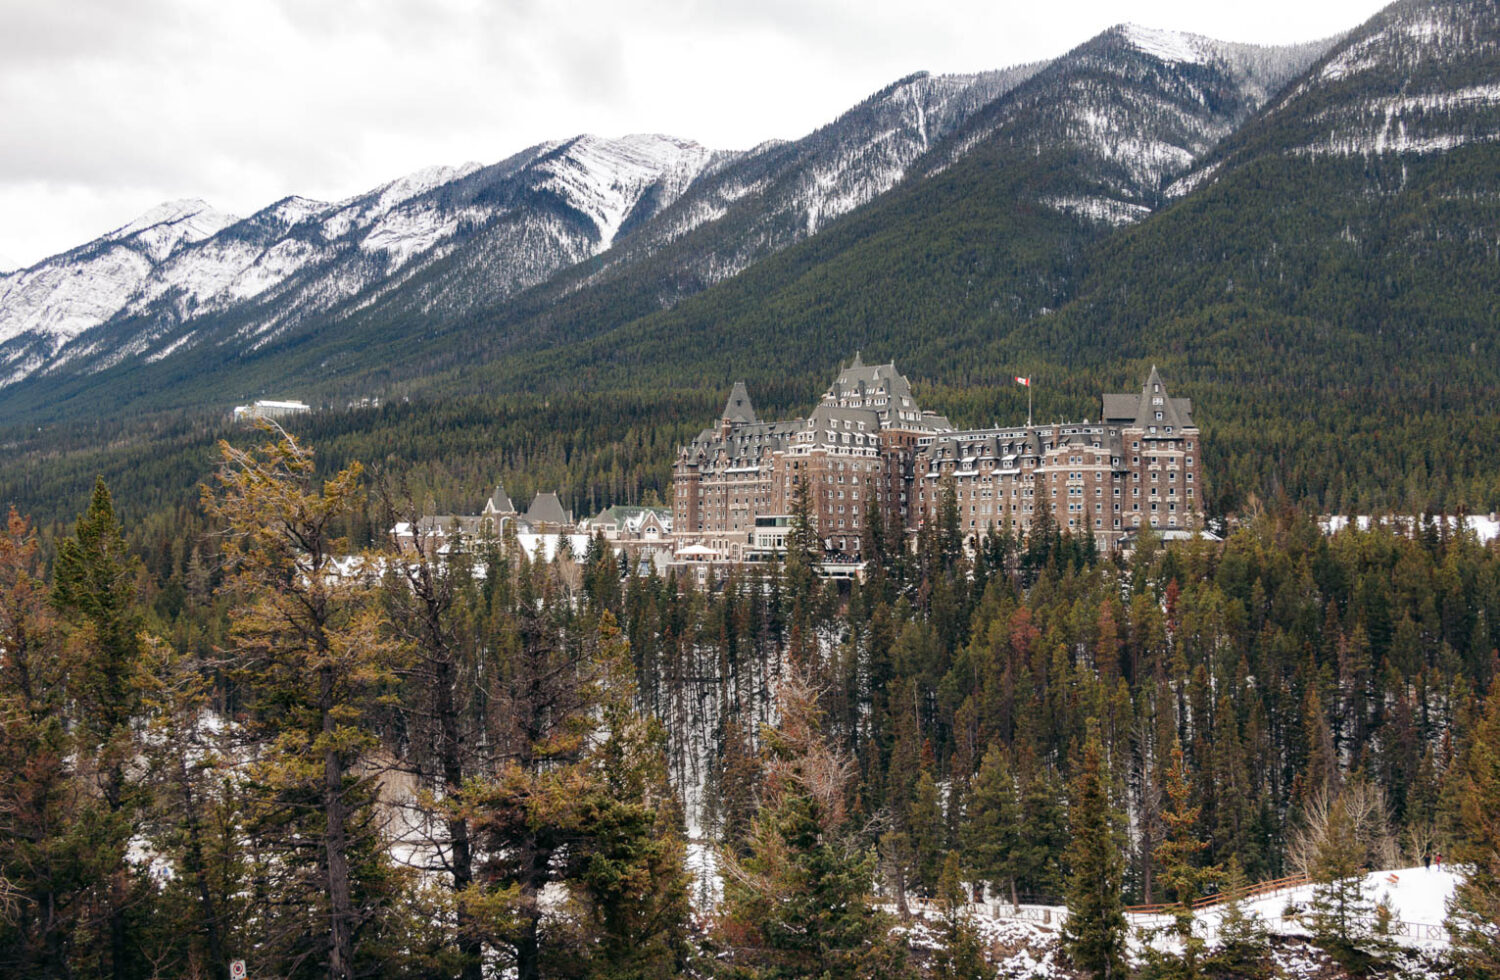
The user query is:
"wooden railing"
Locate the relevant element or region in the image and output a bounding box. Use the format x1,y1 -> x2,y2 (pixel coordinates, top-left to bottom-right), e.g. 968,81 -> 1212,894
1124,872 -> 1311,915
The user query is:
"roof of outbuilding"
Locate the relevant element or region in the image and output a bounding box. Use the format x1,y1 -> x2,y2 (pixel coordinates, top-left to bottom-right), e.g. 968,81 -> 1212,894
524,492 -> 571,525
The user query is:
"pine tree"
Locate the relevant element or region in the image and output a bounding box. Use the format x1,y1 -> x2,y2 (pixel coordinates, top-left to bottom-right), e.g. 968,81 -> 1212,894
205,432 -> 405,980
1062,722 -> 1128,980
1446,677 -> 1500,977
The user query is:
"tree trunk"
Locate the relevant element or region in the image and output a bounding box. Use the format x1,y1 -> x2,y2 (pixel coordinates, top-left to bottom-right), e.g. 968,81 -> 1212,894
515,840 -> 552,980
107,762 -> 128,980
434,657 -> 482,980
323,667 -> 355,980
179,767 -> 228,980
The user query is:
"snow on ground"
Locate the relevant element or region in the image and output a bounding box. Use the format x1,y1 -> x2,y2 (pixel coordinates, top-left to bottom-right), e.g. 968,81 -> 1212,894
1322,514 -> 1500,544
897,913 -> 1065,978
1125,866 -> 1453,949
1234,866 -> 1456,948
513,533 -> 592,562
892,867 -> 1455,978
685,841 -> 723,909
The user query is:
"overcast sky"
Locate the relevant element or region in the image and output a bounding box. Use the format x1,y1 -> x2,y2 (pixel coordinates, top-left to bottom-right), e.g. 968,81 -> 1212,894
0,0 -> 1393,270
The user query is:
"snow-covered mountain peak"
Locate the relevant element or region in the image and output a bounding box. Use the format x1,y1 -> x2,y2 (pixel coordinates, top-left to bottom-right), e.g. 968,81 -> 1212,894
102,198 -> 239,262
261,196 -> 332,228
1115,23 -> 1216,65
364,162 -> 484,212
105,198 -> 223,240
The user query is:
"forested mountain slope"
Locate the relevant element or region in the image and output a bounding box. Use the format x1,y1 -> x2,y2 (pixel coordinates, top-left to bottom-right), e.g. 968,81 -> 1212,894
1015,0 -> 1500,512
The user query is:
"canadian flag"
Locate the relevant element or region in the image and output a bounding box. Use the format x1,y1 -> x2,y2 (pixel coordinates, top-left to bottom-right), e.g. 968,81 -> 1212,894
1014,376 -> 1031,387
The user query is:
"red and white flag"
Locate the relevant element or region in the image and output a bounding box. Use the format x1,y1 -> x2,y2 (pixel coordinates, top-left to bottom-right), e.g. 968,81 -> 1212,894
1014,376 -> 1031,387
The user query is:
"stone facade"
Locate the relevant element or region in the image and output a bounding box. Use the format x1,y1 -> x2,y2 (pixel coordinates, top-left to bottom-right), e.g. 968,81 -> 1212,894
673,358 -> 1202,558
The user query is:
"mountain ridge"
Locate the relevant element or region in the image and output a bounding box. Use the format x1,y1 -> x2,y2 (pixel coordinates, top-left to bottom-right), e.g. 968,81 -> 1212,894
0,22 -> 1329,413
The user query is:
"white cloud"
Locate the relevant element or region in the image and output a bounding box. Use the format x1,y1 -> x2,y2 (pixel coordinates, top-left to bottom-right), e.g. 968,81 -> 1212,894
0,0 -> 1389,267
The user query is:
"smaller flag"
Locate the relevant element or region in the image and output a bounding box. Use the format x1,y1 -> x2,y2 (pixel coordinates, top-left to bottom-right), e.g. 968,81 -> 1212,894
1015,376 -> 1031,387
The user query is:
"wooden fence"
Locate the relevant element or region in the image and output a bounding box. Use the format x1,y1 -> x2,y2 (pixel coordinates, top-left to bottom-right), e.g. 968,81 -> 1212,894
1124,872 -> 1311,916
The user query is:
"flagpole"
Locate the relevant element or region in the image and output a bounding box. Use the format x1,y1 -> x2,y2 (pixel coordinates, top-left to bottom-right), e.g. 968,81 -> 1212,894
1028,381 -> 1033,427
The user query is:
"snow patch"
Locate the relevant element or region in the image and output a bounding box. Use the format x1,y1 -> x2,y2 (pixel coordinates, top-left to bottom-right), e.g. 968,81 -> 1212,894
1042,195 -> 1152,226
1118,24 -> 1212,66
1165,159 -> 1222,198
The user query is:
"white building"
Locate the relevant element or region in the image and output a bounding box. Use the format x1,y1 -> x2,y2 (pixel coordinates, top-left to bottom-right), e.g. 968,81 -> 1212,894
233,399 -> 311,423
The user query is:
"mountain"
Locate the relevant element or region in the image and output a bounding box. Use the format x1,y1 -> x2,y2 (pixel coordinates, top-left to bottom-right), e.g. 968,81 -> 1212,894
1015,0 -> 1500,509
913,25 -> 1333,219
0,136 -> 719,387
0,22 -> 1330,426
0,67 -> 1037,409
447,20 -> 1335,396
0,199 -> 239,383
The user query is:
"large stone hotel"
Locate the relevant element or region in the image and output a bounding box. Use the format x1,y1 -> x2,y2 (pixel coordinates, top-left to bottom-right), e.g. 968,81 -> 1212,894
672,357 -> 1201,560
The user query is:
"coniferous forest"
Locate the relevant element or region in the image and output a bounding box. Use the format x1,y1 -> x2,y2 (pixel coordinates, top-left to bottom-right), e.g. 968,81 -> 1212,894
3,429 -> 1499,979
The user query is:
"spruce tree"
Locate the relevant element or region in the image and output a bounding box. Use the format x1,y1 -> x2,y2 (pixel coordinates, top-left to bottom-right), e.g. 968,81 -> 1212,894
716,669 -> 914,980
1142,741 -> 1221,980
52,477 -> 150,980
1307,790 -> 1379,972
380,492 -> 487,980
1015,756 -> 1068,900
0,509 -> 103,976
137,637 -> 247,978
1204,857 -> 1270,980
1062,722 -> 1128,980
963,743 -> 1022,904
908,765 -> 946,895
930,852 -> 989,980
568,611 -> 693,979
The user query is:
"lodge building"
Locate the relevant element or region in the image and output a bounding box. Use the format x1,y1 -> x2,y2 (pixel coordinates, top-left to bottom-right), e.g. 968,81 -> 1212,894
672,357 -> 1201,559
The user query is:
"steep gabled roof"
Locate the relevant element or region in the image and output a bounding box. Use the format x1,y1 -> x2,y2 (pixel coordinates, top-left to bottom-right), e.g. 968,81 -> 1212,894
1102,367 -> 1194,429
722,382 -> 757,424
484,482 -> 515,515
524,492 -> 571,526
